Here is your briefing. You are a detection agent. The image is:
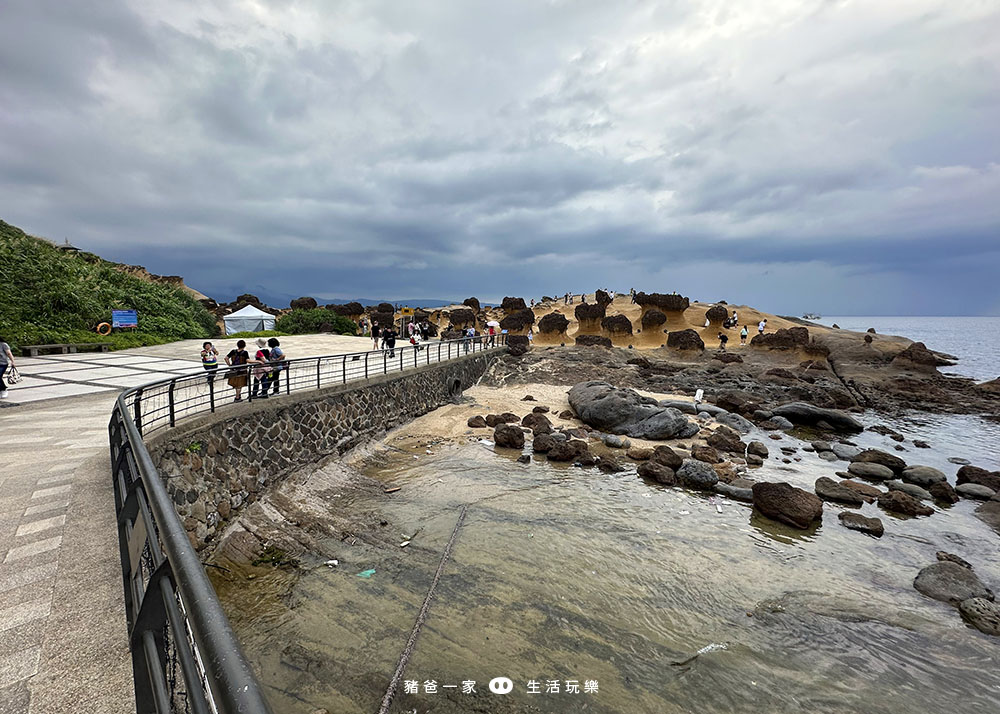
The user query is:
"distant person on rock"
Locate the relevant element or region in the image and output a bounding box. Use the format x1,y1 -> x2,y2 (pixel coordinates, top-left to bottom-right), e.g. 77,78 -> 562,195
718,332 -> 729,351
0,337 -> 15,399
371,322 -> 381,350
630,288 -> 636,303
251,338 -> 272,398
731,310 -> 739,326
740,325 -> 749,345
225,340 -> 251,402
267,338 -> 285,395
200,342 -> 219,385
758,319 -> 767,335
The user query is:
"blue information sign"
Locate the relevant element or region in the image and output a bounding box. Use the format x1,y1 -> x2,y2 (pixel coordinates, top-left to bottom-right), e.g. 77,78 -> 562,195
112,310 -> 138,328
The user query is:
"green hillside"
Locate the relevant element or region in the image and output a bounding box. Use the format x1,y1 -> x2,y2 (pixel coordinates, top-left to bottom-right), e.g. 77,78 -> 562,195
0,219 -> 217,349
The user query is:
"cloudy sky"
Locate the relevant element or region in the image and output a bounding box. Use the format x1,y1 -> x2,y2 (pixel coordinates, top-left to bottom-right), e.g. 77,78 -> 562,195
2,0 -> 998,314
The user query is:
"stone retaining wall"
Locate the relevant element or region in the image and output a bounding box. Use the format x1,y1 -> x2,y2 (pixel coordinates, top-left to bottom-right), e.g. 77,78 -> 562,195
147,351 -> 497,549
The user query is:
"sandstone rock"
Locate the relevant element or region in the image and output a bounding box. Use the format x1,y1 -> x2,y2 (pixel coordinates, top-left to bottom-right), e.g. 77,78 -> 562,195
886,480 -> 933,501
892,341 -> 955,368
750,326 -> 810,350
747,441 -> 769,458
574,302 -> 607,323
467,415 -> 487,428
706,425 -> 745,454
959,598 -> 1000,636
547,439 -> 589,462
815,477 -> 865,505
567,381 -> 698,440
752,482 -> 824,529
714,482 -> 754,503
839,479 -> 883,502
501,296 -> 527,312
532,434 -> 555,453
634,292 -> 689,311
771,403 -> 863,432
956,483 -> 997,500
901,465 -> 947,487
447,308 -> 476,327
651,446 -> 683,470
928,481 -> 959,504
847,461 -> 895,481
666,329 -> 705,351
913,561 -> 994,605
493,424 -> 525,449
691,445 -> 722,464
705,304 -> 729,323
878,490 -> 934,517
712,461 -> 738,482
626,447 -> 653,461
838,511 -> 884,537
575,335 -> 613,348
637,460 -> 675,484
852,448 -> 907,473
956,465 -> 1000,493
676,459 -> 719,490
500,309 -> 535,333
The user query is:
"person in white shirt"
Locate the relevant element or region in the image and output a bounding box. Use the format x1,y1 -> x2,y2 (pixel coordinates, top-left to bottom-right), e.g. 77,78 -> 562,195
758,319 -> 767,335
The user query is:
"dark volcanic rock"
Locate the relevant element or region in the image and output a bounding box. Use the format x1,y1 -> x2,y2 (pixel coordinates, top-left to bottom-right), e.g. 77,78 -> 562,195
595,289 -> 613,307
815,477 -> 865,506
507,335 -> 530,356
376,302 -> 394,314
637,460 -> 676,485
651,446 -> 684,469
574,302 -> 607,321
893,341 -> 955,368
463,297 -> 481,312
705,304 -> 729,323
467,415 -> 487,428
752,482 -> 824,529
937,551 -> 973,569
913,561 -> 994,605
878,490 -> 934,517
448,308 -> 477,327
521,412 -> 553,431
635,292 -> 690,311
852,449 -> 907,473
627,447 -> 653,461
537,312 -> 570,334
847,461 -> 895,481
532,433 -> 555,453
750,327 -> 811,350
547,439 -> 589,462
747,441 -> 769,458
290,296 -> 318,310
567,381 -> 698,439
839,479 -> 883,502
707,426 -> 745,454
771,403 -> 863,432
691,445 -> 722,464
641,309 -> 667,329
838,511 -> 885,537
493,424 -> 525,450
666,329 -> 705,351
575,335 -> 613,348
327,301 -> 365,317
601,314 -> 633,335
901,465 -> 947,487
713,352 -> 744,364
928,481 -> 960,504
501,296 -> 527,312
676,459 -> 719,490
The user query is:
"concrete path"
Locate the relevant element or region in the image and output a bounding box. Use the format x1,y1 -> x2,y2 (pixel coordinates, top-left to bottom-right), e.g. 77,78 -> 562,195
0,334 -> 470,712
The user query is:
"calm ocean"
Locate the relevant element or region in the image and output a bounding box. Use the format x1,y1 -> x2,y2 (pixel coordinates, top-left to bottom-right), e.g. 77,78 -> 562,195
816,316 -> 999,383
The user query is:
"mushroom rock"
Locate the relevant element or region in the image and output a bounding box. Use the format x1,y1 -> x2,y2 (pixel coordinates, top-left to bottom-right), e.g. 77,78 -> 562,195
376,302 -> 395,314
537,312 -> 570,334
705,304 -> 729,324
499,309 -> 536,334
501,296 -> 527,313
666,329 -> 705,351
601,314 -> 633,335
290,296 -> 318,311
463,297 -> 481,312
595,289 -> 612,307
634,292 -> 690,312
327,301 -> 364,319
447,308 -> 477,328
641,309 -> 667,329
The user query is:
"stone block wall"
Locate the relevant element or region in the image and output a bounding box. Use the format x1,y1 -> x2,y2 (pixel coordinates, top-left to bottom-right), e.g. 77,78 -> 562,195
146,351 -> 497,549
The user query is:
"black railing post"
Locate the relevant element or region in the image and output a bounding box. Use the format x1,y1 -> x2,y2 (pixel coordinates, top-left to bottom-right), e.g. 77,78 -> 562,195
383,350 -> 387,374
342,356 -> 346,384
209,375 -> 215,413
168,381 -> 176,427
365,352 -> 369,379
316,357 -> 321,389
133,388 -> 143,436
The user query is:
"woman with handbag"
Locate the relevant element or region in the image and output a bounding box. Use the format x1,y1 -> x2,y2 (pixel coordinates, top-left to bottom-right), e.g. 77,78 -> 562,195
0,337 -> 16,399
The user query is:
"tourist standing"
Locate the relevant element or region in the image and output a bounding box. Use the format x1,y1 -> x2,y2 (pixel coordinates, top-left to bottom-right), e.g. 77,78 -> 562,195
383,325 -> 397,358
740,325 -> 749,345
487,324 -> 496,347
267,338 -> 285,395
758,319 -> 767,335
0,337 -> 15,399
225,340 -> 251,402
371,322 -> 381,350
731,310 -> 739,326
200,342 -> 219,385
251,338 -> 272,398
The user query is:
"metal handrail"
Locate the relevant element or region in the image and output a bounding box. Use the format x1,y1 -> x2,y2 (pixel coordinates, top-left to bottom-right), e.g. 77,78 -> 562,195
108,334 -> 508,713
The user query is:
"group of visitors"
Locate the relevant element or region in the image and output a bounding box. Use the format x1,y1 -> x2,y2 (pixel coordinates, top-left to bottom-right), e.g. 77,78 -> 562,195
201,337 -> 286,402
715,313 -> 767,350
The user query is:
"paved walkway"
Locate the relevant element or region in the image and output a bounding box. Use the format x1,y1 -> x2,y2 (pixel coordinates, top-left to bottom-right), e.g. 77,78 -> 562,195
0,334 -> 467,713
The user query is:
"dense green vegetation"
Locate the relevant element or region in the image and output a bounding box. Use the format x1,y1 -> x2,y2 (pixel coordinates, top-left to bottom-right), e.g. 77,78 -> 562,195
0,219 -> 218,349
275,309 -> 357,335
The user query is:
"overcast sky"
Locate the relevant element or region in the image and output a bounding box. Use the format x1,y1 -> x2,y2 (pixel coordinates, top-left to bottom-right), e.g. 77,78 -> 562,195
2,0 -> 998,314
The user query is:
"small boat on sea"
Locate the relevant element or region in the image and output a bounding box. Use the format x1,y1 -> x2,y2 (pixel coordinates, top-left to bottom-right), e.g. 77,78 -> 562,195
802,313 -> 821,320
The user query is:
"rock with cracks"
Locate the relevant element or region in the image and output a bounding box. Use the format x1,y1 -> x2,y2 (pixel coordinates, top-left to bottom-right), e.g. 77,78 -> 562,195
567,381 -> 698,440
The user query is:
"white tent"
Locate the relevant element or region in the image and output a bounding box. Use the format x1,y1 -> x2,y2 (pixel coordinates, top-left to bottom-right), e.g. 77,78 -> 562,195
223,304 -> 276,335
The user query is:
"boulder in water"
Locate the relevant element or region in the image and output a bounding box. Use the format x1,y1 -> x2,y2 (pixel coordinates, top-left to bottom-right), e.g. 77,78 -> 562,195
493,424 -> 525,450
959,598 -> 1000,636
838,511 -> 884,537
928,481 -> 960,504
715,482 -> 754,503
771,403 -> 863,432
886,480 -> 933,501
913,561 -> 994,605
956,483 -> 997,500
847,461 -> 895,481
637,460 -> 676,485
878,490 -> 934,517
901,465 -> 947,487
567,381 -> 698,440
676,459 -> 719,490
752,482 -> 823,529
815,477 -> 865,506
957,465 -> 1000,493
851,449 -> 907,473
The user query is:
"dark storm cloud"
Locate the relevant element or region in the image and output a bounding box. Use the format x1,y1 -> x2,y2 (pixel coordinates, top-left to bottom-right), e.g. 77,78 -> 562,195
2,0 -> 999,315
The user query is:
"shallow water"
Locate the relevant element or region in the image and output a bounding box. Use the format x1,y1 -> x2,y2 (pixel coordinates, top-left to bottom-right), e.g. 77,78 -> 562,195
221,413 -> 1000,714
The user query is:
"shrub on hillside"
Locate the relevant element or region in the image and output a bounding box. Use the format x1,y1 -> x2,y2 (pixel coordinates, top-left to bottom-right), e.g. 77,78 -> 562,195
275,309 -> 357,335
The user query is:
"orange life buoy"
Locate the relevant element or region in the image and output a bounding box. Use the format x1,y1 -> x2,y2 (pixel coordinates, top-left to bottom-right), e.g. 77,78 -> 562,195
97,322 -> 112,336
